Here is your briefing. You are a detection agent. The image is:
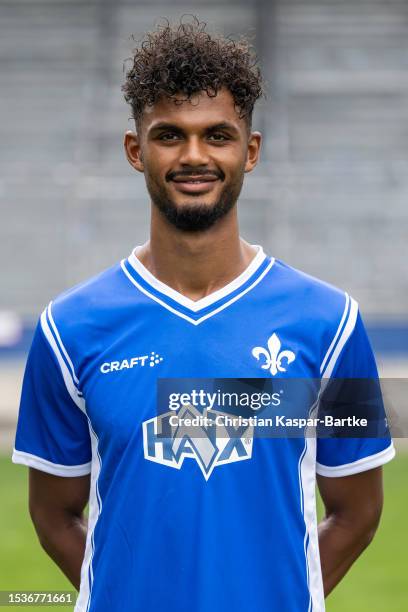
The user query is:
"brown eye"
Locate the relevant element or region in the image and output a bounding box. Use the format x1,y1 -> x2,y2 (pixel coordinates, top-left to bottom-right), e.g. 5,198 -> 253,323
159,133 -> 181,141
208,133 -> 228,141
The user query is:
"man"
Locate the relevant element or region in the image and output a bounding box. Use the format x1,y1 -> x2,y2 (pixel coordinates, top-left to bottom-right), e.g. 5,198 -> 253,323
13,18 -> 394,612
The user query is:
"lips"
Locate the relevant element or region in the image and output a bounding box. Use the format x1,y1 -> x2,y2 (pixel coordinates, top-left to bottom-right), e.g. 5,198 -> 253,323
172,175 -> 218,183
171,175 -> 219,193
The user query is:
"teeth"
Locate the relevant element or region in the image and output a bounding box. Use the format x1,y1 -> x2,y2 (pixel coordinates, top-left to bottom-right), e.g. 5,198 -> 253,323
174,179 -> 216,184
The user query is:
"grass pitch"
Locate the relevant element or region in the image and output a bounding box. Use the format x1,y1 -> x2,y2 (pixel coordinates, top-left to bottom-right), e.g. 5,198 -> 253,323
0,453 -> 406,611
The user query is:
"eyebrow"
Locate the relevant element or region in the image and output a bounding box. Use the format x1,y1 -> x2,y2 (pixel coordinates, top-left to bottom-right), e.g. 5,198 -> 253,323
148,121 -> 240,135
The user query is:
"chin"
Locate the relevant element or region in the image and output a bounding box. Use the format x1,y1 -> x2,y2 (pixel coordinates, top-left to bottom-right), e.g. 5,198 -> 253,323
176,200 -> 217,209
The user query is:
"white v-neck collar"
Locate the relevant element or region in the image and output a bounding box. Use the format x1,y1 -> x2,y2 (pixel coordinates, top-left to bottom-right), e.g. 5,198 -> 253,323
127,244 -> 267,312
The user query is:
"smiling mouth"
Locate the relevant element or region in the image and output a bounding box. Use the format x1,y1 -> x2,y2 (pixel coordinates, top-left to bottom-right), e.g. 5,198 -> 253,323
177,179 -> 213,183
172,175 -> 219,182
171,176 -> 219,193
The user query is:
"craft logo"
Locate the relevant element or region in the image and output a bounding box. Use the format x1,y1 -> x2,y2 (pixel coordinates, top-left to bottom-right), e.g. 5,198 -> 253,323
143,403 -> 254,481
252,333 -> 296,376
100,352 -> 164,374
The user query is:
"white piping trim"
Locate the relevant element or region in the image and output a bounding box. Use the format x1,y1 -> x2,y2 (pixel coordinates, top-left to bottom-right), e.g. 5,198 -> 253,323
300,438 -> 325,612
40,309 -> 86,413
121,258 -> 275,325
47,302 -> 80,385
297,440 -> 308,606
320,293 -> 350,374
321,297 -> 359,378
306,295 -> 367,610
12,449 -> 91,477
316,443 -> 395,478
128,244 -> 266,312
75,425 -> 102,612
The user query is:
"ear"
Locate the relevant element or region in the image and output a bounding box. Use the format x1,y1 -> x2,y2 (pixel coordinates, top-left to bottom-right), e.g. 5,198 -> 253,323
124,130 -> 144,172
244,131 -> 262,173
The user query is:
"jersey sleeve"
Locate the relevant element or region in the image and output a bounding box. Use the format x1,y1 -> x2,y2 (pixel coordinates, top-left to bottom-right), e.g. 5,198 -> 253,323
316,306 -> 395,477
12,314 -> 92,477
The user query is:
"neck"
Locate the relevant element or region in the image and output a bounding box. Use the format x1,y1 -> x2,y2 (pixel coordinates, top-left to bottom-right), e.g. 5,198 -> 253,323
136,206 -> 258,301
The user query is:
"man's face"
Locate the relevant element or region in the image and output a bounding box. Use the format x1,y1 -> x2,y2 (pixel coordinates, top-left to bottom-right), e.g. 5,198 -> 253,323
125,88 -> 261,232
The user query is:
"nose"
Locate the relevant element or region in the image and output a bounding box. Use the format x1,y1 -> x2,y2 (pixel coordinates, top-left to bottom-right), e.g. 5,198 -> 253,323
178,136 -> 210,166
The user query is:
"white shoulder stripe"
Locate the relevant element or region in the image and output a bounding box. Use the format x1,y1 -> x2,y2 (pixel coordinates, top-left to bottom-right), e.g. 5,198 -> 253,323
321,297 -> 359,379
40,308 -> 86,413
320,293 -> 350,374
47,302 -> 80,385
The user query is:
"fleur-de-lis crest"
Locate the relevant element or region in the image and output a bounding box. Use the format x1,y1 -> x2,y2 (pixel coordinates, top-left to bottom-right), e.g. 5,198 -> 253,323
252,333 -> 296,376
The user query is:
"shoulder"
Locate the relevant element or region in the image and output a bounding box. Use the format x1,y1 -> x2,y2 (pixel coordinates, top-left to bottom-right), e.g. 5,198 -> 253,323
47,261 -> 128,326
267,258 -> 359,372
270,257 -> 356,319
38,261 -> 131,368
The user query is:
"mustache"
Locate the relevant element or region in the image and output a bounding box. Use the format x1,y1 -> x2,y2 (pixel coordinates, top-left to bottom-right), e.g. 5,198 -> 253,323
166,168 -> 225,182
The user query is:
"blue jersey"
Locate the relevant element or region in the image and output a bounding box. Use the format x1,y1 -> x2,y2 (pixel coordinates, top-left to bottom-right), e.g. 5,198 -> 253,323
13,245 -> 394,612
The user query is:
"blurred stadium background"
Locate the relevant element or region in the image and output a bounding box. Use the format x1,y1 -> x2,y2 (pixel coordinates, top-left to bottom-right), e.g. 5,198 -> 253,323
0,0 -> 407,610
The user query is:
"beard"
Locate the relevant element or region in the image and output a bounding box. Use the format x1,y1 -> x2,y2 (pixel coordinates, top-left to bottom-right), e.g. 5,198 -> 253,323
145,171 -> 244,232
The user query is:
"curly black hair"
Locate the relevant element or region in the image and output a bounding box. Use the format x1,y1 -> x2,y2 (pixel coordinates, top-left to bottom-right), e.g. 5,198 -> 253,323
122,16 -> 264,131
